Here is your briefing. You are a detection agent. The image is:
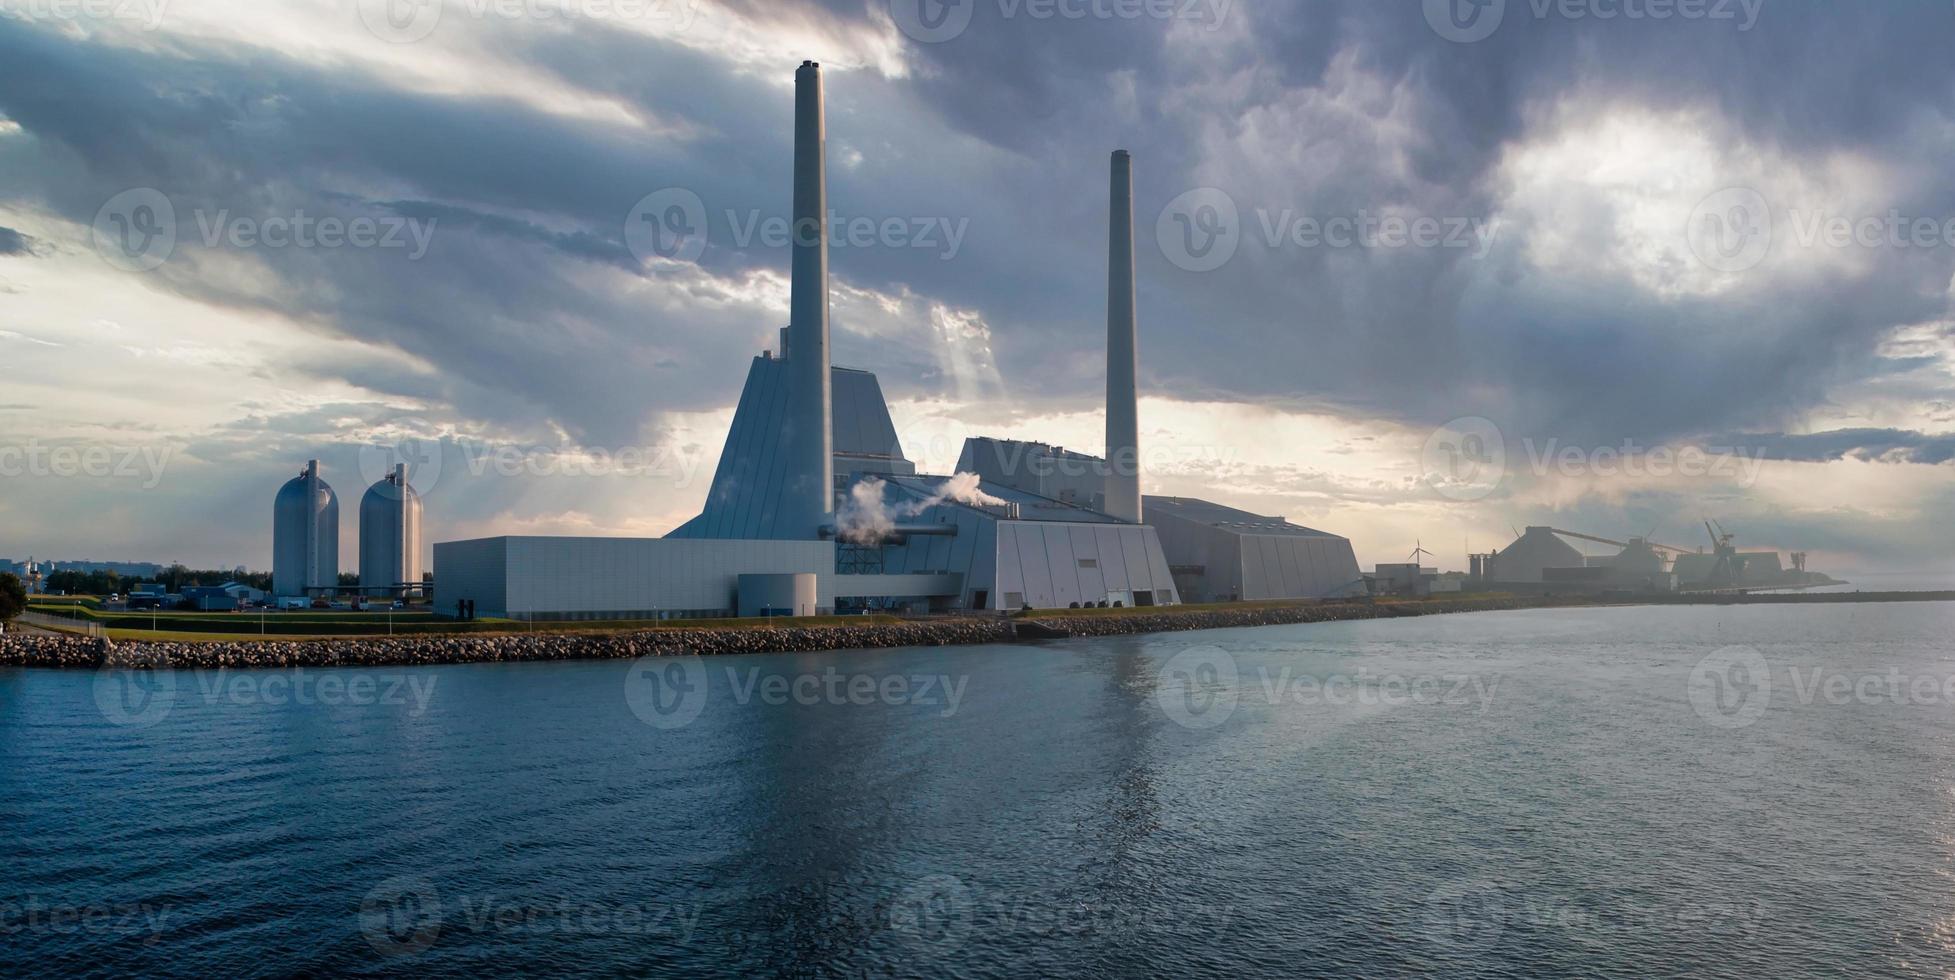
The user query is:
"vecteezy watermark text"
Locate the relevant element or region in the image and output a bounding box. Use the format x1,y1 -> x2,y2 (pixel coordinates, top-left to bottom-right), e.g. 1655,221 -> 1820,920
727,210 -> 969,260
1252,209 -> 1499,256
1520,439 -> 1767,486
624,658 -> 970,729
93,666 -> 439,729
887,0 -> 1233,44
357,0 -> 701,43
457,440 -> 711,485
0,897 -> 174,943
359,876 -> 702,958
91,189 -> 437,273
1423,879 -> 1760,951
0,442 -> 173,490
192,210 -> 435,259
1689,646 -> 1955,729
888,874 -> 1238,951
1687,187 -> 1955,275
1423,0 -> 1764,44
1154,646 -> 1501,730
355,422 -> 714,502
625,189 -> 972,265
0,0 -> 169,30
1156,188 -> 1499,273
1418,416 -> 1771,503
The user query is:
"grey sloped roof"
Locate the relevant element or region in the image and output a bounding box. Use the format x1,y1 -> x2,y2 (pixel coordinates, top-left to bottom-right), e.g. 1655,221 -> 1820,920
1143,495 -> 1347,539
833,366 -> 905,460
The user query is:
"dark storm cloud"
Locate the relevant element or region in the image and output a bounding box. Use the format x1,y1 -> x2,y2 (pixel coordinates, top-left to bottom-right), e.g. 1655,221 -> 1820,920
4,1 -> 1955,457
0,20 -> 784,445
0,226 -> 40,255
655,1 -> 1955,452
1714,428 -> 1955,467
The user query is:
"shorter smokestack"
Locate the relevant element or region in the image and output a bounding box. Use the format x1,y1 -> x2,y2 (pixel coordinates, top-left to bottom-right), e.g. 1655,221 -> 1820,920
1105,150 -> 1142,524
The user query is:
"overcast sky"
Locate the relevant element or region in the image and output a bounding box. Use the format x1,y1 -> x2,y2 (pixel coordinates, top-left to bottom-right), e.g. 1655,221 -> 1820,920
1,0 -> 1952,578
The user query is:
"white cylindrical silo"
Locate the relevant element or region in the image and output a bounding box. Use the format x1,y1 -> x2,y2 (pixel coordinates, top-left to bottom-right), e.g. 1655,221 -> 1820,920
273,460 -> 339,600
359,463 -> 423,598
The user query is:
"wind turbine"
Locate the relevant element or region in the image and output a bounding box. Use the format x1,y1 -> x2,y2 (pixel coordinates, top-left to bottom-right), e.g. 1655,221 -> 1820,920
1409,541 -> 1436,568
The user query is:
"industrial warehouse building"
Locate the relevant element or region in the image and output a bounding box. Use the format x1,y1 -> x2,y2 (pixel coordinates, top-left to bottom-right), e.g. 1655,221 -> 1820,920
1144,496 -> 1365,602
1483,527 -> 1585,584
436,537 -> 837,620
954,437 -> 1362,605
864,474 -> 1180,611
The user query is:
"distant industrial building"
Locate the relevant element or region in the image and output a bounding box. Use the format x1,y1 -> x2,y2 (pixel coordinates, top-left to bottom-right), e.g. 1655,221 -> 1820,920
181,586 -> 239,612
273,460 -> 339,600
1372,562 -> 1435,597
1484,527 -> 1584,585
432,61 -> 1363,620
222,582 -> 268,605
1468,524 -> 1835,594
12,559 -> 166,579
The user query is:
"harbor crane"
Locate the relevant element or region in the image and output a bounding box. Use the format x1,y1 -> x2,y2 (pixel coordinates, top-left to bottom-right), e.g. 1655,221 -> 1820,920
1703,521 -> 1740,586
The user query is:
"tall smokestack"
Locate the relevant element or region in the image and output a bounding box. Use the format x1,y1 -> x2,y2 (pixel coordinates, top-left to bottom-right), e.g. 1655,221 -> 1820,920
787,60 -> 834,537
1105,150 -> 1142,524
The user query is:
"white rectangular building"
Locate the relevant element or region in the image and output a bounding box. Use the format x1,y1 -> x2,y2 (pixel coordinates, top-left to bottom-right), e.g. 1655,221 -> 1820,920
436,537 -> 837,620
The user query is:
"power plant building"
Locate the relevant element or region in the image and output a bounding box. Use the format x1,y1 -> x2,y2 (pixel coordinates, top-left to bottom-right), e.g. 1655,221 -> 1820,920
430,60 -> 1361,620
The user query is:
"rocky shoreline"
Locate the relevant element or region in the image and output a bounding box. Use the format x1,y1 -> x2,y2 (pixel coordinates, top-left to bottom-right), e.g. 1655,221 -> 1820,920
0,596 -> 1551,670
0,618 -> 1020,670
1,591 -> 1945,670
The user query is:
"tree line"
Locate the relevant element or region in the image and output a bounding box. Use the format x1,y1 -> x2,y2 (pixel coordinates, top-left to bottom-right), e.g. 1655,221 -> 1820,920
39,566 -> 277,597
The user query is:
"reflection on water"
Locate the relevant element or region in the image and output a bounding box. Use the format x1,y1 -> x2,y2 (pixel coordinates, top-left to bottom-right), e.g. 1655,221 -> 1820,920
3,603 -> 1955,976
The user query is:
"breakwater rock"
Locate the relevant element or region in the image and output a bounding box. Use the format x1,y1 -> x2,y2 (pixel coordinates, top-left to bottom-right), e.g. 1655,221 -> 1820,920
0,597 -> 1542,670
0,620 -> 1018,671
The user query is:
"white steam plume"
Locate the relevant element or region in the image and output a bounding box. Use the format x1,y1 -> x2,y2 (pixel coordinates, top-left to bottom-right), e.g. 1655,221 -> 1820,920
834,473 -> 1008,545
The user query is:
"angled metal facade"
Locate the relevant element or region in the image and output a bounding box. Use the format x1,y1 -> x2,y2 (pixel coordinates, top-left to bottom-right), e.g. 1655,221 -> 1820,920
867,475 -> 1180,610
957,437 -> 1110,513
673,359 -> 913,540
1146,495 -> 1364,602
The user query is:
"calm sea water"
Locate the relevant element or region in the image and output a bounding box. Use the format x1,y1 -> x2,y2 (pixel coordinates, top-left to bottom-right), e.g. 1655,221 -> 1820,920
4,603 -> 1955,977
